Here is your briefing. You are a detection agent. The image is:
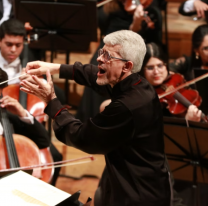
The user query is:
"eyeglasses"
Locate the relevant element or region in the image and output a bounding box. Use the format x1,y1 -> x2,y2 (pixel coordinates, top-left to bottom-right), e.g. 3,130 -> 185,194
145,63 -> 166,71
98,49 -> 129,63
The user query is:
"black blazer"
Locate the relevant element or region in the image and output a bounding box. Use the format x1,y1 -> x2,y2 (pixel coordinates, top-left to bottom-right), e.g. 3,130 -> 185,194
7,111 -> 50,149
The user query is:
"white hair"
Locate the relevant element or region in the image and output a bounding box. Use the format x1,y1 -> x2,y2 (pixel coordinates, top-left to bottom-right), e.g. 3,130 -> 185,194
103,30 -> 146,73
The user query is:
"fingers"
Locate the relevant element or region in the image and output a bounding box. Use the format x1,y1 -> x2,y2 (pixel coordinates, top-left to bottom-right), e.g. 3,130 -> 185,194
186,105 -> 201,122
25,61 -> 60,76
19,87 -> 34,95
21,75 -> 45,91
0,95 -> 20,108
25,61 -> 43,75
46,69 -> 52,83
195,1 -> 208,18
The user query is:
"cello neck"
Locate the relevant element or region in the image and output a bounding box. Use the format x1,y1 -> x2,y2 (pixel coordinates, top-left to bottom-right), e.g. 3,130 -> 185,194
0,93 -> 20,168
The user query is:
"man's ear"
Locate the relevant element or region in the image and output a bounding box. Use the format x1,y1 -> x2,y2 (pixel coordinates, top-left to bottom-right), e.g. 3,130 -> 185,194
122,61 -> 133,73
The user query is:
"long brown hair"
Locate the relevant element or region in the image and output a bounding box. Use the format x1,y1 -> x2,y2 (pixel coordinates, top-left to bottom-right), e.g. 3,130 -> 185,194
103,0 -> 121,14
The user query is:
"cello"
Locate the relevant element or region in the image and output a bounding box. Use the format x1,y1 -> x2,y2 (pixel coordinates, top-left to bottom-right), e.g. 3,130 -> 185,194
0,23 -> 54,182
0,69 -> 42,180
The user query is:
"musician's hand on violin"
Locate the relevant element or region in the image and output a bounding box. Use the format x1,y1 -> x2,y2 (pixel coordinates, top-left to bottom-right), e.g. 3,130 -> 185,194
194,0 -> 208,18
25,61 -> 60,76
185,105 -> 202,122
20,70 -> 57,104
129,4 -> 144,32
0,96 -> 27,118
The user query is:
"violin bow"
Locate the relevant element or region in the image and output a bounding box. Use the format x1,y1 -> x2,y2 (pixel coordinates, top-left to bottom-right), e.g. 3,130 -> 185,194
0,155 -> 95,173
158,72 -> 208,99
97,0 -> 114,7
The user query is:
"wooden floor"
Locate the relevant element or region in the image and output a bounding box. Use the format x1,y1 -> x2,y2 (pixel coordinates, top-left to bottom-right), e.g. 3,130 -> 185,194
48,2 -> 208,205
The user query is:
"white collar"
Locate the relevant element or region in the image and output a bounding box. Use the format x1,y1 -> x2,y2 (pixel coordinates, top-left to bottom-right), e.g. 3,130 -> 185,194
0,51 -> 21,68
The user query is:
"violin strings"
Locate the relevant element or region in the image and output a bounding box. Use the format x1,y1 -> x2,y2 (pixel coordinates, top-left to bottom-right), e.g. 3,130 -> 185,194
1,108 -> 20,167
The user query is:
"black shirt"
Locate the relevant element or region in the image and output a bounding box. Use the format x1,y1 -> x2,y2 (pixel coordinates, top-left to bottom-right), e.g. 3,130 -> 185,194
45,62 -> 171,206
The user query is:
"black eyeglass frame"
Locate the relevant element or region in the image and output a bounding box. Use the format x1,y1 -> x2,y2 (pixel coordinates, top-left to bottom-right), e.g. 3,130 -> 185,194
98,49 -> 129,62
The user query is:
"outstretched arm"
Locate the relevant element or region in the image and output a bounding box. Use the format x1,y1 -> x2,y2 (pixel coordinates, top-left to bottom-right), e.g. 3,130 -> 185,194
25,61 -> 61,76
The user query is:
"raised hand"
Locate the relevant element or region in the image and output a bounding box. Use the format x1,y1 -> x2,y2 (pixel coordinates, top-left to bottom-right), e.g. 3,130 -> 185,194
194,0 -> 208,18
25,61 -> 61,76
20,70 -> 57,104
185,105 -> 202,122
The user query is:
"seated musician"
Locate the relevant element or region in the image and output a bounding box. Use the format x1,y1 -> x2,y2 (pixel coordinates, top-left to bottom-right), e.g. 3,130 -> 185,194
178,0 -> 208,18
101,42 -> 202,122
169,24 -> 208,81
0,18 -> 62,186
140,42 -> 202,122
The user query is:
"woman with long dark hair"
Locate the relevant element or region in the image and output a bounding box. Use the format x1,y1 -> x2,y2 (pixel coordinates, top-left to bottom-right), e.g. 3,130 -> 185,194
169,24 -> 208,80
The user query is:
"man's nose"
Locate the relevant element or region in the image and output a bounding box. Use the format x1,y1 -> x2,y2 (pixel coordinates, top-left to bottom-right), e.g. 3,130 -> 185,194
97,54 -> 104,63
11,45 -> 16,52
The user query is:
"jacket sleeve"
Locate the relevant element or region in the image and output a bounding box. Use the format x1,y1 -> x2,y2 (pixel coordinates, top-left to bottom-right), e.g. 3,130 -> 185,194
8,112 -> 50,149
44,98 -> 134,155
178,1 -> 196,16
59,62 -> 112,97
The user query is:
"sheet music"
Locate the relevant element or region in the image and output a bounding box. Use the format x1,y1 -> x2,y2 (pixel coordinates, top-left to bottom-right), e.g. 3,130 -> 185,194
0,171 -> 70,206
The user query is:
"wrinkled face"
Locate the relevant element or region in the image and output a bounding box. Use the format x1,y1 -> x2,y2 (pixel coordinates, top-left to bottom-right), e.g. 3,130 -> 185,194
195,35 -> 208,65
0,34 -> 24,63
96,44 -> 127,87
144,57 -> 168,86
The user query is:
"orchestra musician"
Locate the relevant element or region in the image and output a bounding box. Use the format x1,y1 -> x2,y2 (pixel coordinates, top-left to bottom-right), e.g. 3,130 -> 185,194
0,18 -> 62,186
20,30 -> 171,206
139,42 -> 202,122
0,70 -> 50,151
169,24 -> 208,81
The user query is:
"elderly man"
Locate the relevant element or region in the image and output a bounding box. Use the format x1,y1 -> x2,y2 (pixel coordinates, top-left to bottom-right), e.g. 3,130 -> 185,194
20,30 -> 171,206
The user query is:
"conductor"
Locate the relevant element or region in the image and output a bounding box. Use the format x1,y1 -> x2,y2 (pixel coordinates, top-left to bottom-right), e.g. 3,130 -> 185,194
20,30 -> 171,206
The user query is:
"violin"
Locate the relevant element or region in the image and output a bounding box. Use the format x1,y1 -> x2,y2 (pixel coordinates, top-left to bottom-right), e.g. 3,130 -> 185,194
122,0 -> 155,29
155,73 -> 208,122
123,0 -> 153,12
97,0 -> 152,9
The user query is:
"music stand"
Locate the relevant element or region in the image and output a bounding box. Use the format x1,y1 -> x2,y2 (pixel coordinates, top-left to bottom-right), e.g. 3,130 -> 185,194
13,0 -> 97,101
163,116 -> 208,206
13,0 -> 97,51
